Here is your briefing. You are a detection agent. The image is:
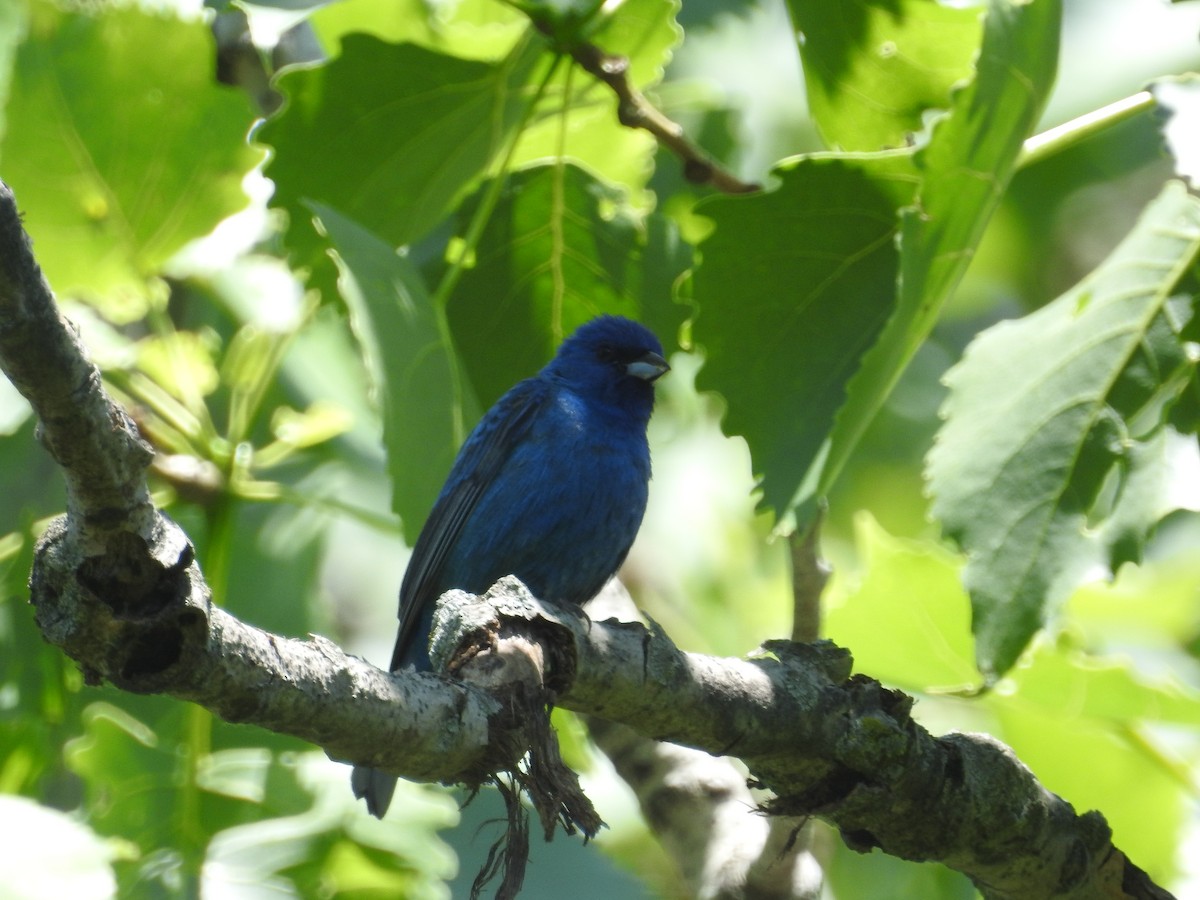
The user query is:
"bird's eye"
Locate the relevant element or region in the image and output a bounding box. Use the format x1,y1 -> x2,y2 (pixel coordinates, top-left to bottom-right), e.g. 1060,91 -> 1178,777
595,343 -> 617,364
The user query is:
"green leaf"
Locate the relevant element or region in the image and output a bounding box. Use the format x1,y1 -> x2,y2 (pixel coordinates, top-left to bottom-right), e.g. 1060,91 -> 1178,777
203,753 -> 457,900
691,152 -> 919,518
310,202 -> 461,543
1007,644 -> 1200,727
994,698 -> 1184,884
1,3 -> 260,317
262,33 -> 548,271
510,0 -> 681,195
788,0 -> 984,151
312,0 -> 528,62
825,0 -> 1061,500
447,162 -> 690,408
823,513 -> 978,692
927,181 -> 1200,680
64,703 -> 184,859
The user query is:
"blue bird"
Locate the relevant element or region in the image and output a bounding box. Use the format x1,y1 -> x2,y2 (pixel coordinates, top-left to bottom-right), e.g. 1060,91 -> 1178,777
352,315 -> 669,817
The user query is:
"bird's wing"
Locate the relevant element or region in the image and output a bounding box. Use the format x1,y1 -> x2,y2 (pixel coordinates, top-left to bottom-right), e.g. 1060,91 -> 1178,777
389,381 -> 546,671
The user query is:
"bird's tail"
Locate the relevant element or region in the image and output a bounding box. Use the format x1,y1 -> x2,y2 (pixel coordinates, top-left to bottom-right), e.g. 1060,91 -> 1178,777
351,765 -> 398,819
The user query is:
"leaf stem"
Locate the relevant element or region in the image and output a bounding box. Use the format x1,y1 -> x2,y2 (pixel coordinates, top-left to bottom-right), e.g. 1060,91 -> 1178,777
1018,91 -> 1155,169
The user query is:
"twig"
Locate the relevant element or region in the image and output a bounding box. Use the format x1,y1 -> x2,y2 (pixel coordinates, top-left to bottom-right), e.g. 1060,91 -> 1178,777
564,39 -> 760,195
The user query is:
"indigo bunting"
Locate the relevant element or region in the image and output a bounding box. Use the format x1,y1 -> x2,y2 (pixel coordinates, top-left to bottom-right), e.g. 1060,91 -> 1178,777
352,315 -> 668,817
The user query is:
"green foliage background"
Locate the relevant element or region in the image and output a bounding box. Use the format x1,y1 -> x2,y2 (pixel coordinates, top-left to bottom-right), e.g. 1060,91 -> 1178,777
1,0 -> 1199,897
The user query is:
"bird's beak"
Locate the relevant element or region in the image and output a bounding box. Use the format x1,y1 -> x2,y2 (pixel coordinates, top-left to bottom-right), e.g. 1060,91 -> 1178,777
626,351 -> 670,383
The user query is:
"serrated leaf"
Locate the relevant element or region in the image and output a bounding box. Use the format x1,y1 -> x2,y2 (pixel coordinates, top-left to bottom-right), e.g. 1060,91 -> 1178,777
1,3 -> 261,316
262,33 -> 548,272
310,202 -> 461,543
928,181 -> 1200,680
788,0 -> 984,151
447,163 -> 689,407
692,152 -> 919,518
825,0 -> 1060,501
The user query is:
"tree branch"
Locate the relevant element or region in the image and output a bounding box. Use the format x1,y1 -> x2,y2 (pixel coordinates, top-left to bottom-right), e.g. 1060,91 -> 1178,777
582,582 -> 822,900
0,180 -> 1175,900
560,37 -> 760,196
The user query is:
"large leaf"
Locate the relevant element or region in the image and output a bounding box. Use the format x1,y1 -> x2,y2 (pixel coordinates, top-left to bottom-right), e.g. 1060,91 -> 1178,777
1,3 -> 260,317
691,152 -> 919,518
311,203 -> 460,543
927,181 -> 1200,679
261,32 -> 547,269
824,513 -> 978,693
509,0 -> 682,195
312,0 -> 528,62
825,0 -> 1061,499
788,0 -> 984,151
447,162 -> 690,408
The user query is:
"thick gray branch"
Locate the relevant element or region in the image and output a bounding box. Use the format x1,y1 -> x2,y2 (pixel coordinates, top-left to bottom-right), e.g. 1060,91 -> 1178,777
0,179 -> 1174,900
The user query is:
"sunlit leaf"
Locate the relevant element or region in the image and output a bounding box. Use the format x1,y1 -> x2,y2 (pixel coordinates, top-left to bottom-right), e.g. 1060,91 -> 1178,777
788,0 -> 984,151
928,181 -> 1200,679
136,331 -> 221,406
312,0 -> 528,62
268,401 -> 354,451
824,513 -> 977,692
1,3 -> 260,317
262,32 -> 548,273
995,701 -> 1184,884
826,0 -> 1061,502
1007,645 -> 1200,727
511,0 -> 681,195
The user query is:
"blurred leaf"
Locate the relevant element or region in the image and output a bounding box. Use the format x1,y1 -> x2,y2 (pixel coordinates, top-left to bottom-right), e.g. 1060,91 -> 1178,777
447,162 -> 690,407
928,182 -> 1200,679
311,203 -> 460,543
0,795 -> 118,900
136,331 -> 222,406
0,1 -> 27,137
312,0 -> 528,62
1007,645 -> 1200,727
1152,74 -> 1200,189
64,703 -> 183,863
995,701 -> 1184,885
1,2 -> 260,316
827,0 -> 1061,502
692,152 -> 918,518
262,33 -> 548,274
268,401 -> 353,452
203,753 -> 457,900
1068,546 -> 1200,646
825,834 -> 975,900
788,0 -> 984,151
824,513 -> 978,692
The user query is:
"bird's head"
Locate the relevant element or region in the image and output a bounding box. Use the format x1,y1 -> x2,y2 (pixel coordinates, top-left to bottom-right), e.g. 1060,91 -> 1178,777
547,316 -> 669,419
